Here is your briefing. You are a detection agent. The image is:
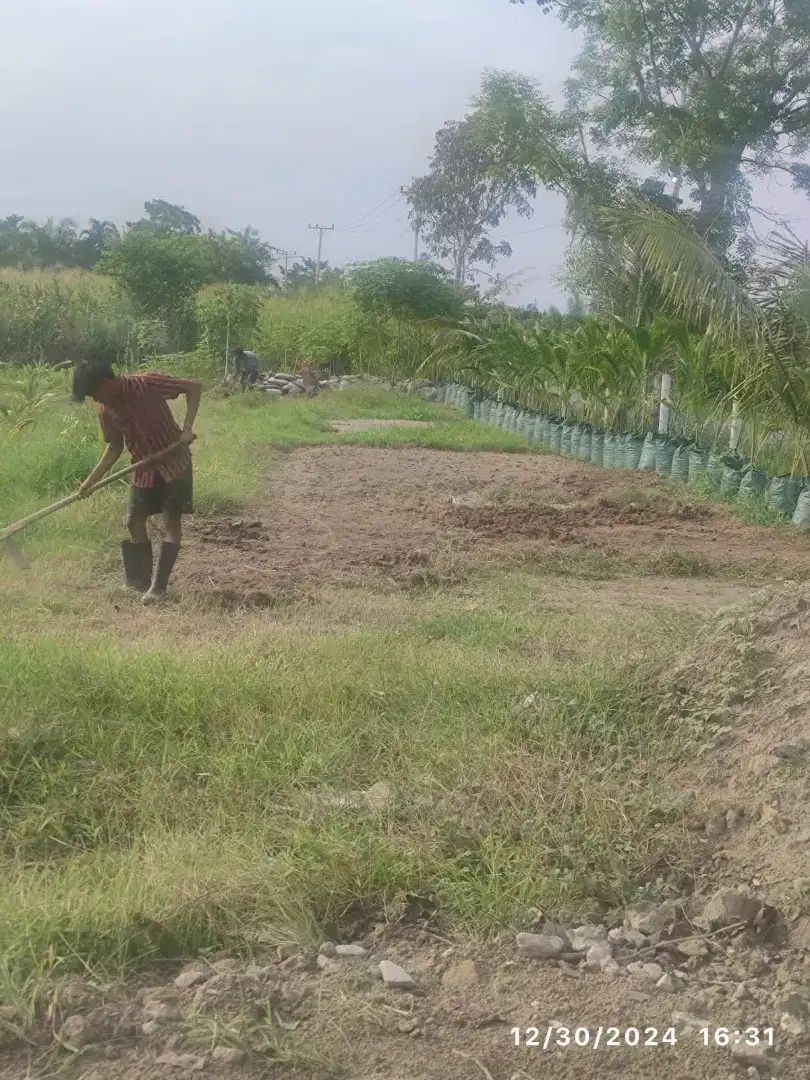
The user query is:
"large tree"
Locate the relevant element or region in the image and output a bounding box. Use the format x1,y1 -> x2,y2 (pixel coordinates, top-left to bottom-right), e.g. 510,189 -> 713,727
512,0 -> 810,251
126,199 -> 202,236
403,112 -> 538,283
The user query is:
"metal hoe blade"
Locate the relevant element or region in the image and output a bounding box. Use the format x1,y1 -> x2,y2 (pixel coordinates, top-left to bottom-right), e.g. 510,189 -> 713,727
2,532 -> 30,570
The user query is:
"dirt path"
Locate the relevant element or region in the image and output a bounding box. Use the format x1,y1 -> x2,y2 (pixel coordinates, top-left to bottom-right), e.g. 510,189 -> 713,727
178,446 -> 809,606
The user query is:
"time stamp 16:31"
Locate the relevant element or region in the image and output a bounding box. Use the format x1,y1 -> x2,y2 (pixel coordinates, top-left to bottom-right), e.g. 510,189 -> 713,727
510,1026 -> 776,1050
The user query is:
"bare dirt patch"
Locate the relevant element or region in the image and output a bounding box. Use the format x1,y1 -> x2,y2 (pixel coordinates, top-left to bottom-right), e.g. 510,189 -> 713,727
2,921 -> 804,1080
327,418 -> 434,431
177,447 -> 810,606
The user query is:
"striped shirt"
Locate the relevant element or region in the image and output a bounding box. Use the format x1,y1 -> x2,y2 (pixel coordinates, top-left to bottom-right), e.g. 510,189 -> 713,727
98,374 -> 191,488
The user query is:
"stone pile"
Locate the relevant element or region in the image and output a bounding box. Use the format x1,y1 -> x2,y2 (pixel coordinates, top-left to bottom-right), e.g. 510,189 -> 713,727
252,371 -> 440,401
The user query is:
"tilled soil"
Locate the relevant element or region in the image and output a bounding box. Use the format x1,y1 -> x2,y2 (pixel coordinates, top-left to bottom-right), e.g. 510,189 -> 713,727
177,446 -> 810,606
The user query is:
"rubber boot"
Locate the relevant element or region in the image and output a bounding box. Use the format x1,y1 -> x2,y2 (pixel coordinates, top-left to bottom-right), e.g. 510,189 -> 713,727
142,542 -> 180,605
121,540 -> 153,591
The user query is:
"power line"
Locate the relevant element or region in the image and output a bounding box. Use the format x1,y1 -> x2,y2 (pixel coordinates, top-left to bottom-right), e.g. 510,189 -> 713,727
337,212 -> 410,235
512,221 -> 564,236
337,189 -> 403,231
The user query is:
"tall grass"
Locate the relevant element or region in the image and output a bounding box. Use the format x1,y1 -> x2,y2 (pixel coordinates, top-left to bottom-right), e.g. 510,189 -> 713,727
0,269 -> 171,368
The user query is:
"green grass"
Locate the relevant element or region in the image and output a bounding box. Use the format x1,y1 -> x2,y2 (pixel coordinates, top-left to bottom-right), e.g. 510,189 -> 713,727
0,372 -> 752,1015
0,583 -> 693,1008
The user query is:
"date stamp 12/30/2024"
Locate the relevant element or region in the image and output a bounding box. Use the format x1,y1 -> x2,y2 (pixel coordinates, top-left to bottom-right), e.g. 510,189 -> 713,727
511,1026 -> 776,1051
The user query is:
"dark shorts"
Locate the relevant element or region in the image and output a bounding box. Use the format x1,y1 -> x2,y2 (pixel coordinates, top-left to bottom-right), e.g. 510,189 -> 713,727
129,466 -> 193,519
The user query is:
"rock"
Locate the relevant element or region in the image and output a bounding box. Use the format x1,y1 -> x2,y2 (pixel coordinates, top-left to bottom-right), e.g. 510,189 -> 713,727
441,960 -> 483,990
317,954 -> 341,974
142,1001 -> 181,1021
59,1014 -> 98,1049
212,1046 -> 247,1064
318,941 -> 338,957
641,962 -> 665,981
627,991 -> 652,1003
164,1034 -> 185,1050
747,1069 -> 761,1080
174,970 -> 207,990
364,782 -> 393,810
780,1012 -> 807,1035
656,973 -> 679,994
585,944 -> 614,973
335,944 -> 369,958
732,983 -> 754,1002
677,938 -> 710,958
705,814 -> 728,837
626,900 -> 680,936
672,1011 -> 711,1032
568,925 -> 608,951
726,808 -> 746,830
141,1020 -> 160,1036
286,384 -> 304,396
379,961 -> 416,988
156,1051 -> 206,1071
212,959 -> 240,974
397,1019 -> 420,1034
776,992 -> 806,1017
695,889 -> 760,931
730,1040 -> 769,1066
608,928 -> 647,949
516,933 -> 567,960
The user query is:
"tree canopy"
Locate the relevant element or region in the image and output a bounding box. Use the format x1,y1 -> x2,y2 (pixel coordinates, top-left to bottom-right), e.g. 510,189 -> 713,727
403,111 -> 537,283
511,0 -> 810,252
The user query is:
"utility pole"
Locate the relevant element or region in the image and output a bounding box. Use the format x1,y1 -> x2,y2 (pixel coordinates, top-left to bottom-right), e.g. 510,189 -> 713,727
271,247 -> 302,291
307,223 -> 335,283
413,217 -> 422,262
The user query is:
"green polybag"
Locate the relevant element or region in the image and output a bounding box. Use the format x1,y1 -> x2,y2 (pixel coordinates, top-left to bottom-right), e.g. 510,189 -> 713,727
767,475 -> 803,517
655,437 -> 678,478
549,419 -> 563,452
720,460 -> 745,499
570,424 -> 583,458
639,432 -> 659,471
603,432 -> 617,468
792,485 -> 810,527
561,423 -> 574,456
589,429 -> 604,467
687,446 -> 707,486
705,451 -> 724,489
670,442 -> 692,483
578,425 -> 592,461
738,467 -> 767,504
624,434 -> 645,470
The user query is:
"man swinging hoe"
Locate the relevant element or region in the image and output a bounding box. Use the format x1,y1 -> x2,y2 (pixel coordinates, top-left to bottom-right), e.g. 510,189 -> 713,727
73,362 -> 202,604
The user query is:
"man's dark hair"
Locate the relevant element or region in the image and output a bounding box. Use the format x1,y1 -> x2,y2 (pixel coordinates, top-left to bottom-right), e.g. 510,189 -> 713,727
72,361 -> 116,403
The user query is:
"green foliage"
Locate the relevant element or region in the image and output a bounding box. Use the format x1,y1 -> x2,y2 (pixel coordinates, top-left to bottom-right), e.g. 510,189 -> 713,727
404,109 -> 537,282
0,215 -> 120,272
512,0 -> 810,253
0,271 -> 170,368
196,284 -> 263,359
125,199 -> 202,236
345,259 -> 465,322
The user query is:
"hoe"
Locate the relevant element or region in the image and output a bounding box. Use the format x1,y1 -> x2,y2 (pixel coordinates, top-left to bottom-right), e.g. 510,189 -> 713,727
1,442 -> 185,570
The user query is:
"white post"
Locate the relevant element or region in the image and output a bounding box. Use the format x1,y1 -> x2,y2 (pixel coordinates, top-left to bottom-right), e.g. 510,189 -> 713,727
658,372 -> 672,435
729,396 -> 742,452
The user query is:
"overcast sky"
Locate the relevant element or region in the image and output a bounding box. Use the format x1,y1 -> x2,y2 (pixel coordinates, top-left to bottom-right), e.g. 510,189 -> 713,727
2,0 -> 810,307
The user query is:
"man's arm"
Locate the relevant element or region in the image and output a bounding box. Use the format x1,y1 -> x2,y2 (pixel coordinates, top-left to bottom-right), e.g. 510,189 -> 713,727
175,378 -> 202,443
79,430 -> 124,495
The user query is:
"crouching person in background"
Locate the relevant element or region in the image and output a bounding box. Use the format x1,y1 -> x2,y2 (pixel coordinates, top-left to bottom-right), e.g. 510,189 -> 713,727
232,347 -> 262,388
